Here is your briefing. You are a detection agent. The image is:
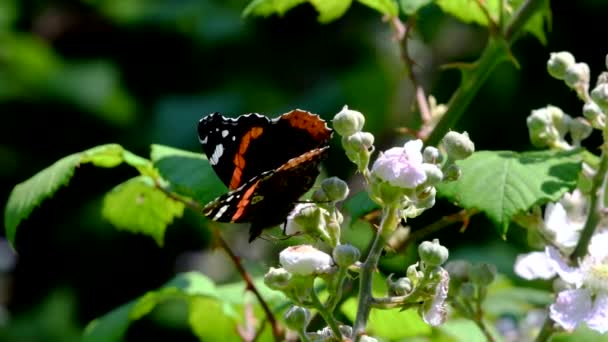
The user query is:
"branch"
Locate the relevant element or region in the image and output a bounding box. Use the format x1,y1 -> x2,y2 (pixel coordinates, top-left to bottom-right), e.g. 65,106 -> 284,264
154,182 -> 282,341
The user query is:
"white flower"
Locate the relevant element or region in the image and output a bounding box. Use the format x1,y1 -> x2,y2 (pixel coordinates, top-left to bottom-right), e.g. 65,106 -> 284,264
542,190 -> 588,252
515,231 -> 608,333
421,268 -> 449,326
371,139 -> 427,189
279,245 -> 333,275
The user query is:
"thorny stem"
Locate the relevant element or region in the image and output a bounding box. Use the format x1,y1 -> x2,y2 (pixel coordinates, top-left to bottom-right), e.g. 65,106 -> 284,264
310,288 -> 343,340
154,182 -> 282,342
571,147 -> 608,261
352,205 -> 400,340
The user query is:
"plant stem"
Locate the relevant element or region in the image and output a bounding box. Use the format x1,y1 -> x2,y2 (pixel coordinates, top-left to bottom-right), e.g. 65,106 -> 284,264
534,316 -> 555,342
326,267 -> 348,313
310,289 -> 343,340
427,0 -> 547,146
154,182 -> 282,341
352,205 -> 399,340
571,149 -> 608,261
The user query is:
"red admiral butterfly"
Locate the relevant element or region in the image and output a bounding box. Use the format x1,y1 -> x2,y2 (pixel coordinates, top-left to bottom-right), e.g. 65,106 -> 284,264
198,109 -> 333,241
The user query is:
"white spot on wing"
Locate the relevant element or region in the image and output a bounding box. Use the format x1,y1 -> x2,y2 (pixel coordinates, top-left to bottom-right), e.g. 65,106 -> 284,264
232,136 -> 236,141
209,144 -> 224,165
213,205 -> 229,221
222,130 -> 229,138
226,195 -> 234,202
200,136 -> 208,144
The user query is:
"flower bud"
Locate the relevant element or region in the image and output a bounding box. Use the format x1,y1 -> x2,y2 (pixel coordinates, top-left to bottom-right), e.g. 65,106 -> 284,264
547,52 -> 576,80
343,132 -> 375,171
388,276 -> 412,296
332,244 -> 360,267
285,203 -> 330,241
443,164 -> 461,182
284,305 -> 311,331
526,105 -> 571,148
422,146 -> 441,164
469,263 -> 496,286
569,117 -> 592,145
321,177 -> 349,202
445,260 -> 471,284
359,335 -> 378,342
407,262 -> 423,284
264,267 -> 292,290
459,282 -> 476,300
564,62 -> 590,91
414,186 -> 436,211
279,245 -> 333,275
441,131 -> 475,161
582,101 -> 606,129
418,239 -> 449,266
333,105 -> 365,136
311,188 -> 330,203
421,164 -> 443,187
591,83 -> 608,113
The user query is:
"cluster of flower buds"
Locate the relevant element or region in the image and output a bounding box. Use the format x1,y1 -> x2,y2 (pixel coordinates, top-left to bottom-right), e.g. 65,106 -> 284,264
333,105 -> 375,173
384,239 -> 451,326
369,130 -> 474,223
445,259 -> 497,324
539,52 -> 607,147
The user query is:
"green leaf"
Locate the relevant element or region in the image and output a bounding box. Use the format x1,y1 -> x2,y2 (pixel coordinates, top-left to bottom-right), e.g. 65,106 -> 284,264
4,144 -> 155,247
84,272 -> 231,342
399,0 -> 433,15
151,144 -> 225,205
310,0 -> 352,23
435,0 -> 498,26
341,298 -> 431,339
357,0 -> 398,16
437,150 -> 582,237
4,153 -> 81,245
243,0 -> 307,17
437,319 -> 488,342
102,176 -> 184,246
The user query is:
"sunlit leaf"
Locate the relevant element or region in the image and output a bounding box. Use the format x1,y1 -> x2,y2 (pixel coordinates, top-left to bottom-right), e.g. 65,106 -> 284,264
84,272 -> 230,342
4,144 -> 153,246
399,0 -> 432,15
437,150 -> 582,237
243,0 -> 307,17
310,0 -> 352,23
151,144 -> 225,205
102,176 -> 184,246
357,0 -> 398,17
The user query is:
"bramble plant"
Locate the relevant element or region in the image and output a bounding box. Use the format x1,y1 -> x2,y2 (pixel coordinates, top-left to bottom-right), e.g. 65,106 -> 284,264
4,1 -> 607,342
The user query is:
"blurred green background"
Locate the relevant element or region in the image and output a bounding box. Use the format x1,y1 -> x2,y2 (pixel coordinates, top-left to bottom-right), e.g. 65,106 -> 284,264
1,0 -> 608,340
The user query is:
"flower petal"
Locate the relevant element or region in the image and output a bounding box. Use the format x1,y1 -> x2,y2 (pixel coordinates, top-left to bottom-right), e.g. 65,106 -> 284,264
514,251 -> 556,280
550,288 -> 592,331
279,245 -> 333,275
546,246 -> 583,286
588,231 -> 608,261
421,268 -> 449,326
585,292 -> 608,333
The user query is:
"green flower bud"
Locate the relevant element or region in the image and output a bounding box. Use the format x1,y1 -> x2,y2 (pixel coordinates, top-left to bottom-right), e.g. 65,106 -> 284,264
597,72 -> 608,86
441,131 -> 475,161
286,204 -> 331,241
311,188 -> 330,203
333,105 -> 365,136
407,262 -> 422,284
547,51 -> 576,80
569,117 -> 593,145
526,105 -> 571,148
443,164 -> 461,182
284,305 -> 311,331
421,164 -> 443,187
582,101 -> 606,129
564,62 -> 590,91
445,260 -> 471,284
321,177 -> 349,202
591,83 -> 608,113
459,282 -> 476,300
264,267 -> 292,290
332,244 -> 360,268
342,132 -> 374,171
423,146 -> 442,164
469,263 -> 496,286
388,276 -> 412,296
418,239 -> 449,266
